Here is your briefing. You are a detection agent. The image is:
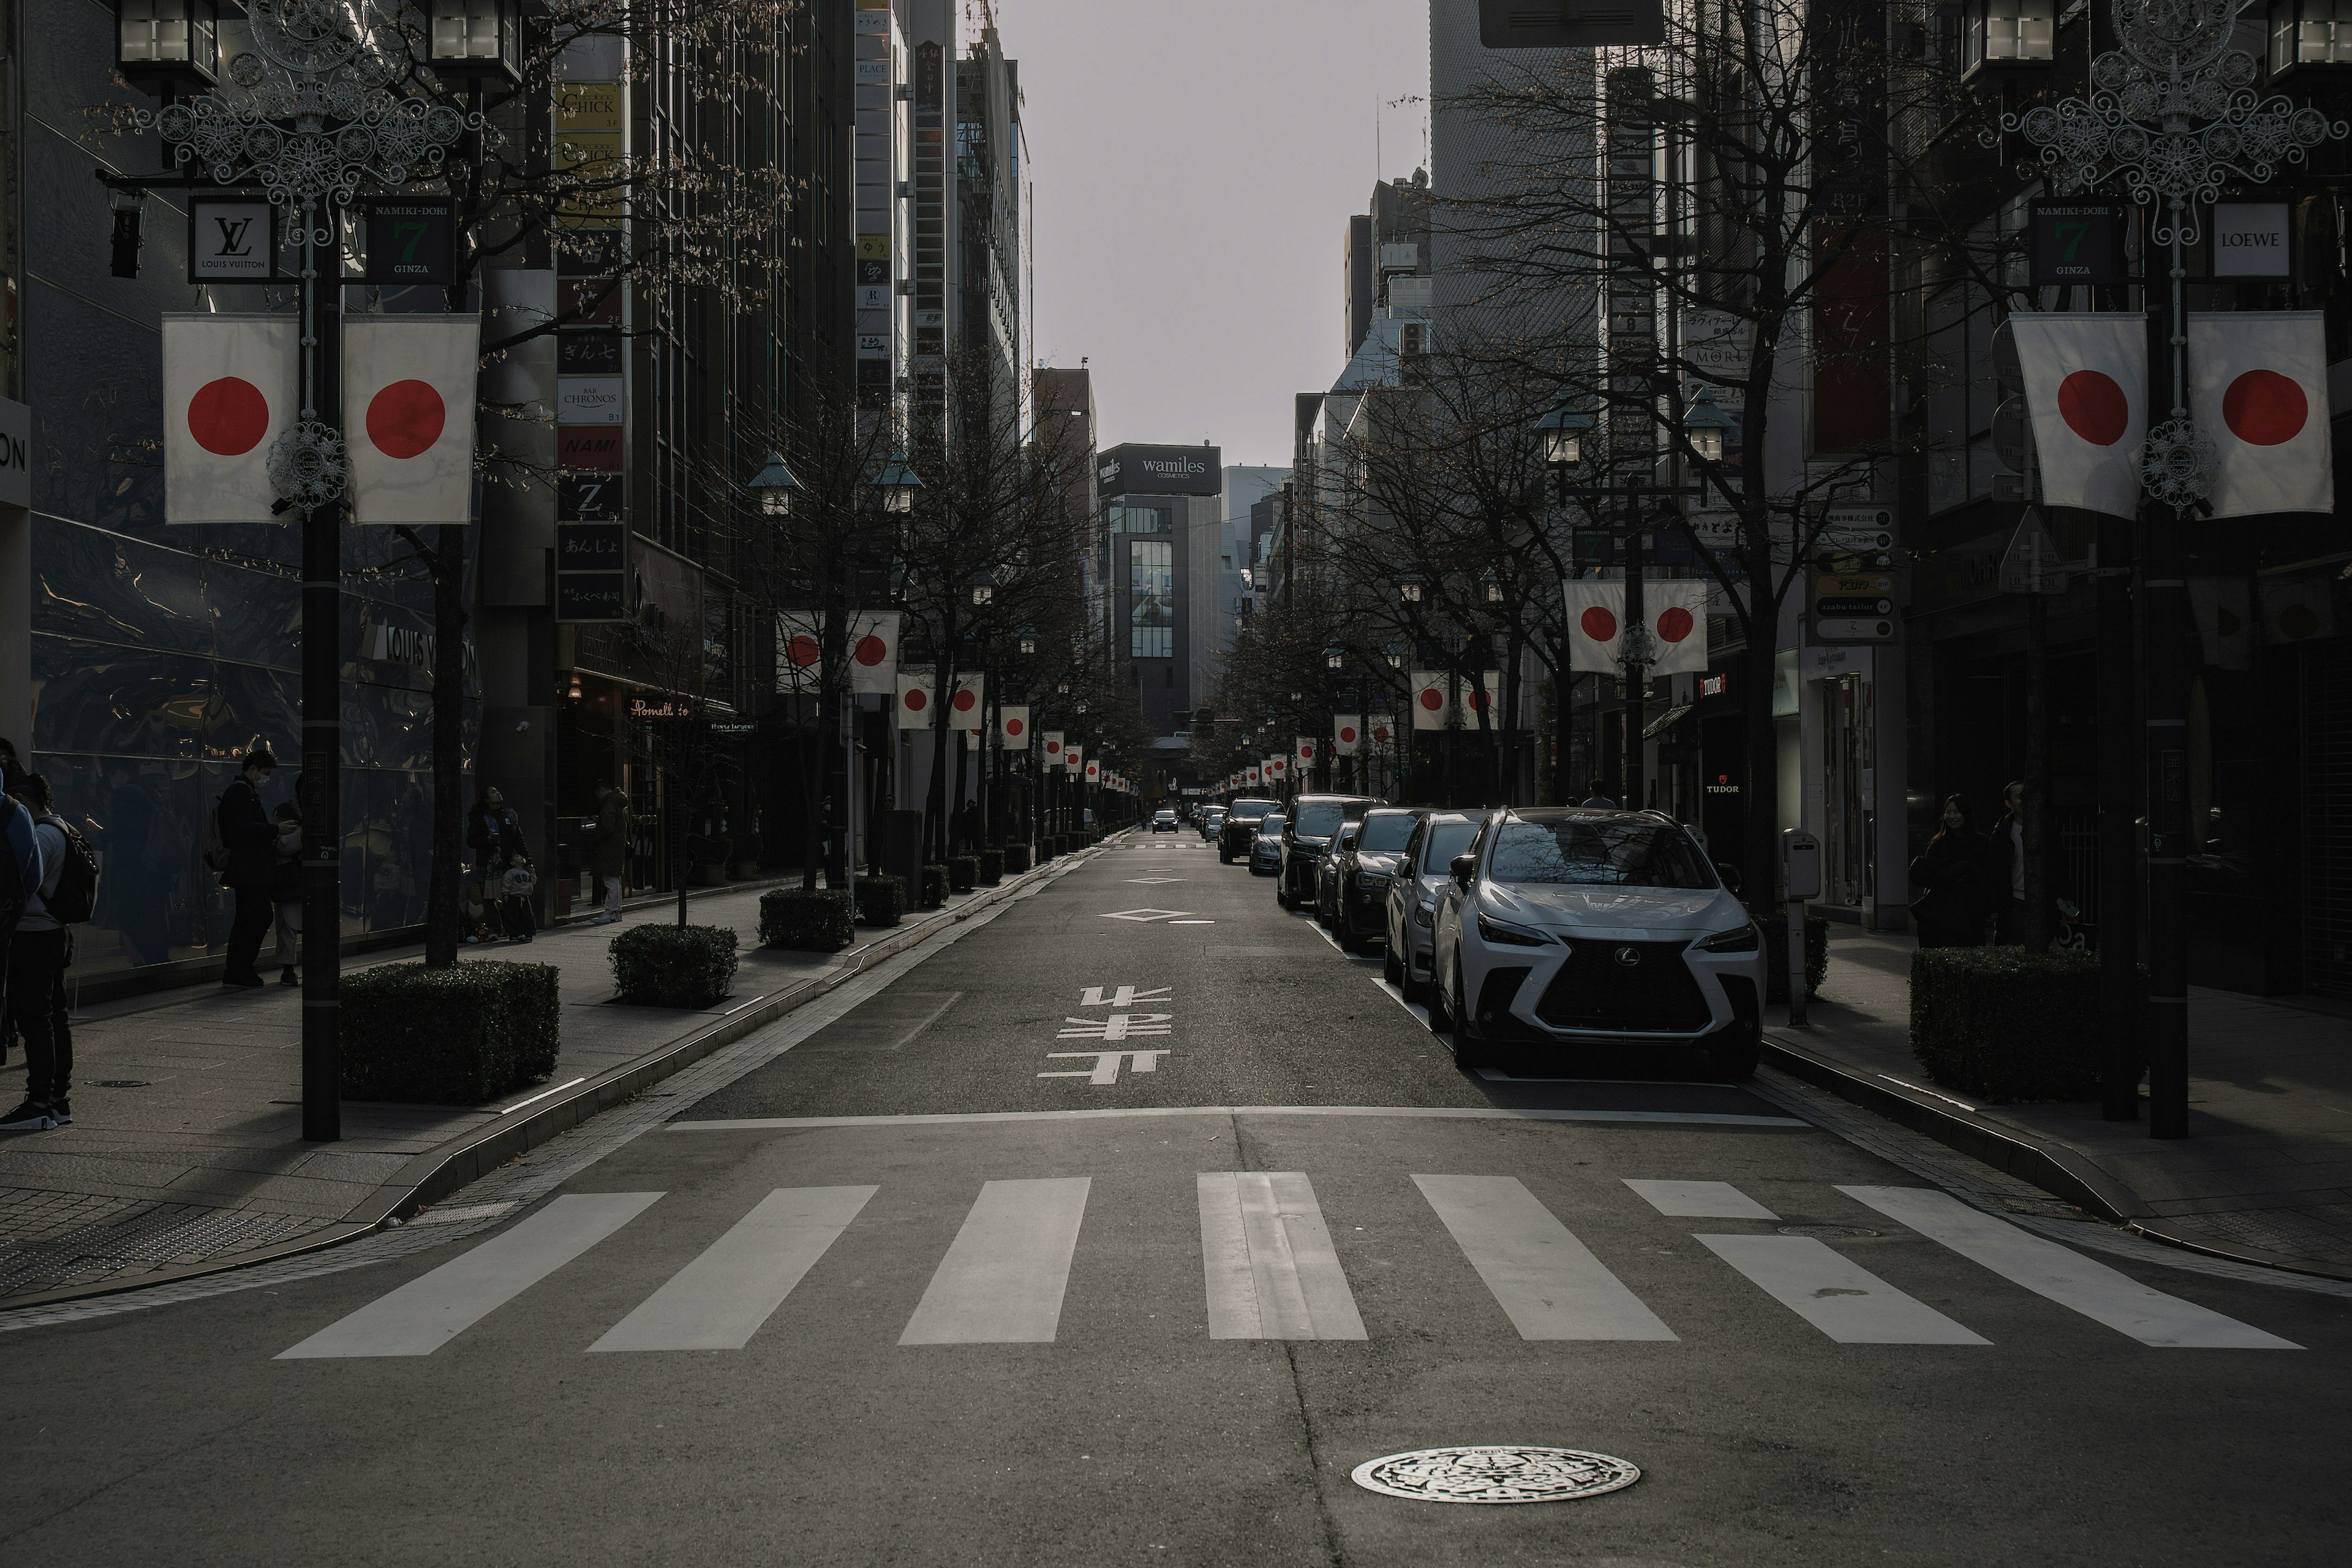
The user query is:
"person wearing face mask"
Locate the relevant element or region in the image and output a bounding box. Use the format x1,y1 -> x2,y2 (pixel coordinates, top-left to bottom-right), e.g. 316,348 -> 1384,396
1909,794 -> 1989,949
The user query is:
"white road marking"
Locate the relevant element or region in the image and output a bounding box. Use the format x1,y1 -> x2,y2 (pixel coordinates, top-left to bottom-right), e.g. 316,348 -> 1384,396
1696,1232 -> 1989,1344
1125,877 -> 1186,885
1624,1178 -> 1780,1219
1199,1172 -> 1366,1340
1414,1175 -> 1678,1341
900,1178 -> 1091,1344
1039,1048 -> 1172,1084
587,1186 -> 877,1352
885,991 -> 962,1051
276,1193 -> 663,1359
1478,1069 -> 1743,1088
1078,986 -> 1170,1008
669,1104 -> 1809,1131
1055,1012 -> 1174,1041
1839,1186 -> 2302,1349
1167,919 -> 1216,925
1101,908 -> 1191,922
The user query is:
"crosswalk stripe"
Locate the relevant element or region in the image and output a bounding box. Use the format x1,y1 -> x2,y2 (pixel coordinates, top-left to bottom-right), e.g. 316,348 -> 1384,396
1839,1186 -> 2301,1349
587,1186 -> 878,1353
276,1193 -> 663,1359
1415,1175 -> 1678,1341
900,1178 -> 1091,1344
1199,1172 -> 1367,1340
1623,1178 -> 1779,1219
1695,1233 -> 1989,1344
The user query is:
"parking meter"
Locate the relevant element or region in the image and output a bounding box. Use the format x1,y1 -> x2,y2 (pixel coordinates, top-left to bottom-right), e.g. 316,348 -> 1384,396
1780,829 -> 1820,1025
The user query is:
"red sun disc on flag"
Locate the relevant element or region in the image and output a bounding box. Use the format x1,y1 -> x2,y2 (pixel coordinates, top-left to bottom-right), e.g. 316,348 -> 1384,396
1339,726 -> 1357,743
904,688 -> 927,712
952,687 -> 978,712
1302,745 -> 1314,758
188,377 -> 271,456
854,634 -> 888,666
1656,606 -> 1695,643
1418,687 -> 1445,711
787,635 -> 820,668
1580,606 -> 1619,642
2222,369 -> 2307,446
1006,717 -> 1025,736
2057,370 -> 2130,445
1046,739 -> 1060,753
365,379 -> 448,459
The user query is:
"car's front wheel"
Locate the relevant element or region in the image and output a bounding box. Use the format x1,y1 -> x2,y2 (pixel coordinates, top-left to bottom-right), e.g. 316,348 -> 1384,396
1425,950 -> 1455,1031
1381,940 -> 1403,984
1707,1032 -> 1761,1082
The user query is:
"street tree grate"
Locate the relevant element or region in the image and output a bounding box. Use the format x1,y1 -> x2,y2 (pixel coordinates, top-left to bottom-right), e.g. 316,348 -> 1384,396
1349,1447 -> 1641,1504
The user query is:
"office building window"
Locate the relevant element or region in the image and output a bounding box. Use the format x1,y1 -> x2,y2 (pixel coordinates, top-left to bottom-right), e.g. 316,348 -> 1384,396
1130,538 -> 1172,659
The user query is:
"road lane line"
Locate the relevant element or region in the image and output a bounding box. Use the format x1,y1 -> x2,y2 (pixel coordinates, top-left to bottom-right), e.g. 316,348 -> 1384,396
900,1178 -> 1091,1344
1199,1172 -> 1366,1340
1695,1232 -> 1989,1344
1838,1186 -> 2301,1349
1414,1174 -> 1678,1341
587,1186 -> 878,1353
1624,1178 -> 1780,1219
668,1104 -> 1807,1130
276,1193 -> 663,1359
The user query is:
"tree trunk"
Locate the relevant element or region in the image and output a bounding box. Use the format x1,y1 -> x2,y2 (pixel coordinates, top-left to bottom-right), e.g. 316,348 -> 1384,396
423,527 -> 469,970
924,647 -> 958,862
1741,616 -> 1782,918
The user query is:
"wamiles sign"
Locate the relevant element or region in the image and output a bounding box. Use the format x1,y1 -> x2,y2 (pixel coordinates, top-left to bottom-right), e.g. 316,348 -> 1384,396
1098,442 -> 1220,497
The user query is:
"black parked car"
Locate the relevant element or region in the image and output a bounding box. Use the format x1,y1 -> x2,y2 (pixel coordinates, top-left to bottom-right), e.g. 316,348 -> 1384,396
1320,806 -> 1419,954
1218,799 -> 1279,863
1248,814 -> 1287,875
1276,794 -> 1381,910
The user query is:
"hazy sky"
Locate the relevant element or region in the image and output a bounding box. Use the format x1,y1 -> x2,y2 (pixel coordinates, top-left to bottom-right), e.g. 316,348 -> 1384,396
999,0 -> 1431,468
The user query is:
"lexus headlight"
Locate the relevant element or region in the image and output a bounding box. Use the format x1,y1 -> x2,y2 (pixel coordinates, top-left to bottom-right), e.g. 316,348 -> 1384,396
1412,901 -> 1434,928
1477,914 -> 1551,947
1694,922 -> 1762,953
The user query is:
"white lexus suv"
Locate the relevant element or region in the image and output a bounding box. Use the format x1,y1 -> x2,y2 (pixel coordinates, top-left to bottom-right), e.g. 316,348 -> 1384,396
1427,807 -> 1765,1079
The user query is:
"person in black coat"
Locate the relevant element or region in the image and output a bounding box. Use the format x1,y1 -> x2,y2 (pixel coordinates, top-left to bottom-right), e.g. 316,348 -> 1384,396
1909,795 -> 1988,949
217,746 -> 281,987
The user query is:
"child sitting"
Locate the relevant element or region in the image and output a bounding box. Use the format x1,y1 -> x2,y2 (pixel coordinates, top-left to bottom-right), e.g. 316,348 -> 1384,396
499,853 -> 540,943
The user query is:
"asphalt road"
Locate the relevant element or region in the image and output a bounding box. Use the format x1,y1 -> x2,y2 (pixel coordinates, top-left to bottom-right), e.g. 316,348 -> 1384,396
5,834 -> 2347,1566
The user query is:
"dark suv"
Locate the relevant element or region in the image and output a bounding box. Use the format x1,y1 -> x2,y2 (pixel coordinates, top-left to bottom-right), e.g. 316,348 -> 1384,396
1217,799 -> 1279,864
1276,794 -> 1381,910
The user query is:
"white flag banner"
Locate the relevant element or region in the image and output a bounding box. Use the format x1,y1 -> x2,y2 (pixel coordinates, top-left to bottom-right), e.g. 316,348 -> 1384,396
1265,755 -> 1287,783
1410,671 -> 1450,729
1370,718 -> 1395,747
1000,705 -> 1031,749
1333,715 -> 1362,756
2188,578 -> 2254,671
2259,573 -> 2337,644
1645,581 -> 1711,677
1041,731 -> 1065,766
776,612 -> 822,694
1065,745 -> 1082,775
947,672 -> 984,733
1085,760 -> 1100,783
163,313 -> 298,524
344,313 -> 480,525
895,673 -> 933,728
2190,310 -> 2333,518
2010,311 -> 2146,519
1295,736 -> 1318,772
1245,765 -> 1259,786
1564,581 -> 1626,673
848,611 -> 901,694
1459,672 -> 1503,728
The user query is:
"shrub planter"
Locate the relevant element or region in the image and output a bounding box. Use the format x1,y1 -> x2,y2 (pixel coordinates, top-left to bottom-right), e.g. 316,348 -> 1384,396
758,887 -> 854,952
1911,946 -> 2125,1101
1003,842 -> 1033,873
978,848 -> 1005,884
920,862 -> 949,908
344,960 -> 560,1104
855,874 -> 907,927
948,854 -> 978,893
1763,912 -> 1830,1004
611,924 -> 739,1009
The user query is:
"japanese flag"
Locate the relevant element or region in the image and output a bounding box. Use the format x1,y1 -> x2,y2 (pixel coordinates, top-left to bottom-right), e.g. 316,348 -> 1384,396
1042,731 -> 1065,766
1646,581 -> 1711,677
2010,312 -> 2146,520
1246,766 -> 1260,786
1564,582 -> 1625,673
776,612 -> 821,695
1000,705 -> 1031,749
1295,736 -> 1317,771
1065,745 -> 1082,775
343,314 -> 480,525
1333,715 -> 1362,757
848,611 -> 900,694
896,673 -> 933,728
1370,718 -> 1393,747
1085,760 -> 1100,783
163,314 -> 298,524
2190,311 -> 2333,518
1460,673 -> 1504,728
1410,671 -> 1450,730
1268,755 -> 1288,782
948,673 -> 985,733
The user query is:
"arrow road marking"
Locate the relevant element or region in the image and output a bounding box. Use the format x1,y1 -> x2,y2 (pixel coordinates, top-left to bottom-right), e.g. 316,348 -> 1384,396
1056,1012 -> 1174,1041
1101,908 -> 1190,922
1038,1049 -> 1172,1085
1078,986 -> 1171,1008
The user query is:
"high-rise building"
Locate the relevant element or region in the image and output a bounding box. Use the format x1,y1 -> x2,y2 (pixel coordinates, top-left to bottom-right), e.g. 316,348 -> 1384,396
1344,173 -> 1433,359
1098,444 -> 1221,741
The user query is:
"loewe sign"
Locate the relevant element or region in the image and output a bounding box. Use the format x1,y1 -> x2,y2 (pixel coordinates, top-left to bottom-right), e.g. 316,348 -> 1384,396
2212,202 -> 2291,279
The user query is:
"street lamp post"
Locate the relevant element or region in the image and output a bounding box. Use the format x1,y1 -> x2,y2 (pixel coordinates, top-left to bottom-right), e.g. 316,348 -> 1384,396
2002,0 -> 2341,1139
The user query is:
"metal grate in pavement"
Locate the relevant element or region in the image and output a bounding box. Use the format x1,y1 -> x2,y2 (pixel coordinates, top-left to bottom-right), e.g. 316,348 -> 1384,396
2162,1204 -> 2352,1267
0,1202 -> 323,1298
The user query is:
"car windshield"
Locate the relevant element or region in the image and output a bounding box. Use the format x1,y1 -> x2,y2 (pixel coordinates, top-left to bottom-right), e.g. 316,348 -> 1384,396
1229,801 -> 1273,820
1291,802 -> 1352,837
1259,816 -> 1285,837
1486,818 -> 1717,888
1420,820 -> 1479,873
1358,814 -> 1415,852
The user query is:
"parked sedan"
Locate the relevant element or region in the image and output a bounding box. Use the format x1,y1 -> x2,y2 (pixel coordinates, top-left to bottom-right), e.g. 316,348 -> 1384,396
1428,808 -> 1765,1078
1276,794 -> 1381,910
1218,799 -> 1278,863
1384,811 -> 1481,1001
1311,822 -> 1359,931
1321,807 -> 1419,954
1197,807 -> 1226,842
1248,814 -> 1287,875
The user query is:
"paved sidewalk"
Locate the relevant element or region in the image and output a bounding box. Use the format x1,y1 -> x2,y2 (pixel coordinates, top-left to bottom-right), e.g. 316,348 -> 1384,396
1767,926 -> 2352,1278
0,858 -> 1087,1303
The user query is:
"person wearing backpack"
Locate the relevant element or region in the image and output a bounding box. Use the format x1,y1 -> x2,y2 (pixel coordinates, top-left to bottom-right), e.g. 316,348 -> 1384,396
217,746 -> 281,989
1,773 -> 93,1133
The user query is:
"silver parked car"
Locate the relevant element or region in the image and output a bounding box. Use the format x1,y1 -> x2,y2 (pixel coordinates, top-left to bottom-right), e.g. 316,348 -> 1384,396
1383,810 -> 1481,1003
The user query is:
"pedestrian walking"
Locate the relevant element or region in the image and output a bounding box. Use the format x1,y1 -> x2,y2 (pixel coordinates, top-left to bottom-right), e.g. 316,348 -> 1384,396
1909,795 -> 1989,949
1991,780 -> 2027,944
271,780 -> 304,987
499,853 -> 539,943
588,780 -> 631,924
2,773 -> 97,1133
215,746 -> 281,987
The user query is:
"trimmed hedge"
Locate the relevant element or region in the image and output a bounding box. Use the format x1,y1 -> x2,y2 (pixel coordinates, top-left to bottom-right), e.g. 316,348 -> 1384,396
920,862 -> 949,907
1911,946 -> 2126,1101
611,924 -> 739,1009
1763,912 -> 1831,1004
344,960 -> 560,1104
948,854 -> 978,892
759,887 -> 854,952
978,848 -> 1005,884
856,874 -> 907,927
1003,842 -> 1033,873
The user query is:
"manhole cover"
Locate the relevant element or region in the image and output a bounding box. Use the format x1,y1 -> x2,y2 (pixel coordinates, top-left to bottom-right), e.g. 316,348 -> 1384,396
1349,1447 -> 1640,1504
1777,1223 -> 1881,1239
